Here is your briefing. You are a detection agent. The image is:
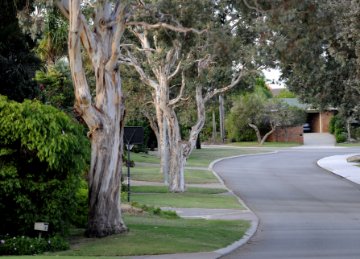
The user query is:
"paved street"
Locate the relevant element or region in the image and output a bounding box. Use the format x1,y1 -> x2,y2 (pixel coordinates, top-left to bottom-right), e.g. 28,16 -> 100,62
215,148 -> 360,259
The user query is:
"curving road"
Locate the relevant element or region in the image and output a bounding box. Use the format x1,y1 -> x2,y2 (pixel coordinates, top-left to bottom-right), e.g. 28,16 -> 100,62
214,148 -> 360,259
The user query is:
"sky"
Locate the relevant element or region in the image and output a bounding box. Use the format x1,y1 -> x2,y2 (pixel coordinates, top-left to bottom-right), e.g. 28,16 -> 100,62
262,68 -> 285,89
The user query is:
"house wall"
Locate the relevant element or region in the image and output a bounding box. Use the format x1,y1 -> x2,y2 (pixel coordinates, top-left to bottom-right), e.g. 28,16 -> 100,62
320,111 -> 334,133
268,126 -> 304,144
308,111 -> 334,133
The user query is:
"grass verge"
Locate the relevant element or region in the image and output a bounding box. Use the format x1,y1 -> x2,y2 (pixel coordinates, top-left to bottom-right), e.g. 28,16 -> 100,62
131,185 -> 226,194
51,215 -> 250,256
130,192 -> 243,209
131,167 -> 219,184
228,141 -> 300,148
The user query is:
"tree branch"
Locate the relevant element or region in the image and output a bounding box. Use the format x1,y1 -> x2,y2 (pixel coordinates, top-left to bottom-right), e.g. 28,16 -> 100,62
169,72 -> 186,106
126,21 -> 207,34
183,85 -> 206,157
56,0 -> 97,61
67,0 -> 101,129
243,0 -> 265,14
165,41 -> 181,79
168,60 -> 182,80
204,70 -> 245,103
106,2 -> 127,71
119,48 -> 158,89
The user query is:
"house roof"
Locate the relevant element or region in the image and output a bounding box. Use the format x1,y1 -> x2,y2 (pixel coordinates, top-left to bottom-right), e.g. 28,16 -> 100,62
280,98 -> 310,109
280,98 -> 337,112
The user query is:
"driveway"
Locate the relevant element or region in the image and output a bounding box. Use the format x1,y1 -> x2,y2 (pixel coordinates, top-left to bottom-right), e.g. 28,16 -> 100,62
214,148 -> 360,259
303,133 -> 336,146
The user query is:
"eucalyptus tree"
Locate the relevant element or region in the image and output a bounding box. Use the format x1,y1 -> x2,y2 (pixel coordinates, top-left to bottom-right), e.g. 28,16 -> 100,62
120,0 -> 255,192
227,91 -> 305,145
240,1 -> 360,131
53,0 -> 135,237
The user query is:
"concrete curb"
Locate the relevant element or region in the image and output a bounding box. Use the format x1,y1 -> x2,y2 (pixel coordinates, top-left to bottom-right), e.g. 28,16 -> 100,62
208,151 -> 278,257
317,153 -> 360,185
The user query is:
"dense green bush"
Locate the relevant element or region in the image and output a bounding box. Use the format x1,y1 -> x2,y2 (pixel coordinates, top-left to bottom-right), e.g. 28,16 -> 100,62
329,115 -> 346,143
0,234 -> 69,255
0,95 -> 90,237
71,180 -> 88,228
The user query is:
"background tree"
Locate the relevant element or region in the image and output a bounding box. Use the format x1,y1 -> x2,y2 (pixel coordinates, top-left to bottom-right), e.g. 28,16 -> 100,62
227,90 -> 305,145
120,0 -> 255,192
0,0 -> 40,101
241,0 -> 360,142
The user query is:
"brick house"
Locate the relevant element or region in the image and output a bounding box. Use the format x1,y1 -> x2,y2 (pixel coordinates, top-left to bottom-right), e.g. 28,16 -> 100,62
267,98 -> 336,143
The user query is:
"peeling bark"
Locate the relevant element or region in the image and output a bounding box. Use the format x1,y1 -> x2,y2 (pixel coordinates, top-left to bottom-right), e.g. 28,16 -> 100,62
63,0 -> 127,237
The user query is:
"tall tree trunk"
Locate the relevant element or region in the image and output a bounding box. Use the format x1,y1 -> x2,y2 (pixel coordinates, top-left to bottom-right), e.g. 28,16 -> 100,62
219,95 -> 225,143
160,117 -> 170,185
166,110 -> 186,192
65,0 -> 128,237
87,121 -> 127,237
168,141 -> 186,192
346,117 -> 353,142
212,110 -> 217,142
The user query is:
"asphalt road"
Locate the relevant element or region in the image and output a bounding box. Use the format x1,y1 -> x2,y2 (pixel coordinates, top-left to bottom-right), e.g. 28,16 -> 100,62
214,148 -> 360,259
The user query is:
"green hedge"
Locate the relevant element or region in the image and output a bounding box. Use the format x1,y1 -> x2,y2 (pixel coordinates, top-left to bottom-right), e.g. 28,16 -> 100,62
329,115 -> 346,143
0,95 -> 90,237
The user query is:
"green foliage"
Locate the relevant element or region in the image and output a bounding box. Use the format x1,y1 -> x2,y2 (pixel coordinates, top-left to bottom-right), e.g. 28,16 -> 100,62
71,180 -> 88,228
0,235 -> 69,255
130,202 -> 179,219
0,0 -> 40,102
254,77 -> 273,99
329,115 -> 346,143
276,89 -> 296,98
226,92 -> 266,142
226,91 -> 305,143
335,131 -> 347,143
36,9 -> 68,64
35,61 -> 74,113
0,95 -> 90,236
329,116 -> 337,134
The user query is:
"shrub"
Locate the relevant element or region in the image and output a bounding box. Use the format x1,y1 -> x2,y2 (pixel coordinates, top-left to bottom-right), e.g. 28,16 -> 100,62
0,235 -> 69,255
335,129 -> 347,143
0,95 -> 90,236
329,115 -> 346,143
130,202 -> 179,219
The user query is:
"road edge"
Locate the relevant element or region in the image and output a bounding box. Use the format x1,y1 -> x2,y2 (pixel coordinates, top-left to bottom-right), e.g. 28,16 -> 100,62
208,151 -> 278,257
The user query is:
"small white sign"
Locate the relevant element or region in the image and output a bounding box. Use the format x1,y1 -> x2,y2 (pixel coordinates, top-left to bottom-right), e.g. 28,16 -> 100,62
34,222 -> 49,232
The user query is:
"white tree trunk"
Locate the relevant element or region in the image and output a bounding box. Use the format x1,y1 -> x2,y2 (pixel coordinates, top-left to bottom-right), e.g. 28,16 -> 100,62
212,110 -> 217,142
160,117 -> 170,185
64,0 -> 127,237
219,94 -> 225,142
87,120 -> 126,237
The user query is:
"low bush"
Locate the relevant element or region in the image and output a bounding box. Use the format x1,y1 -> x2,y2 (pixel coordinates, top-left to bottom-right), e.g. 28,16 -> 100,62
329,115 -> 347,143
130,202 -> 179,219
0,235 -> 69,255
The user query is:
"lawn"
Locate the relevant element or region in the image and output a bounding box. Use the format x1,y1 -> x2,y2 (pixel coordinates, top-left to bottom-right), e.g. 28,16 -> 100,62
131,185 -> 227,194
228,141 -> 300,148
130,192 -> 243,209
3,147 -> 260,258
50,215 -> 250,256
130,146 -> 268,169
130,166 -> 219,183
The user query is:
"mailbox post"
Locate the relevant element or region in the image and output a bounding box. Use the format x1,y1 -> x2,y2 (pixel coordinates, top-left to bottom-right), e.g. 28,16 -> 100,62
34,222 -> 49,238
124,127 -> 144,202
